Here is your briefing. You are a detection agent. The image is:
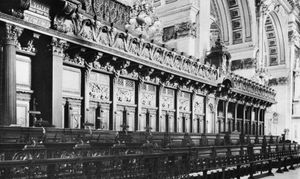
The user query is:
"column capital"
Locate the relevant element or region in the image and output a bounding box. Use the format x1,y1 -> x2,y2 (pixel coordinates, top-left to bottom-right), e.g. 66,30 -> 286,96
51,37 -> 69,57
0,23 -> 23,46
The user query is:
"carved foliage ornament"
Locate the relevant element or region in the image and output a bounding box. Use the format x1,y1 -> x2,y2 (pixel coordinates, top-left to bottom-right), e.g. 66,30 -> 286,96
51,38 -> 69,57
0,23 -> 23,45
51,1 -> 276,102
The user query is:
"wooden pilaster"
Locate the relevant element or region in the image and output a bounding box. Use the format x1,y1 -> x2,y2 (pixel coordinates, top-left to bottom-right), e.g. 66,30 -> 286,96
191,92 -> 196,133
0,23 -> 23,125
136,79 -> 143,131
257,108 -> 261,135
111,73 -> 119,130
234,103 -> 238,132
157,85 -> 163,132
242,105 -> 247,134
83,61 -> 92,127
224,100 -> 229,132
175,88 -> 180,133
50,37 -> 68,128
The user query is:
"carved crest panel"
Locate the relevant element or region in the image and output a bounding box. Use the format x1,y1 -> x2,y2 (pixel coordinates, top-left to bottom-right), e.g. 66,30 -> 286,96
89,72 -> 110,101
179,91 -> 191,112
141,83 -> 156,108
194,95 -> 205,115
161,88 -> 175,110
117,78 -> 135,104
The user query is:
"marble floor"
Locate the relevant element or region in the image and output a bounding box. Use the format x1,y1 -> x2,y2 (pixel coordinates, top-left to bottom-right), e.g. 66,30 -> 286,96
241,166 -> 300,179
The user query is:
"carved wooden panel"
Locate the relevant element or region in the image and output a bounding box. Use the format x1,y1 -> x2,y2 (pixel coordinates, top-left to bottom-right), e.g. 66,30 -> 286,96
16,55 -> 31,90
69,105 -> 81,129
89,72 -> 110,101
115,110 -> 123,131
16,102 -> 29,127
62,67 -> 81,97
139,112 -> 147,131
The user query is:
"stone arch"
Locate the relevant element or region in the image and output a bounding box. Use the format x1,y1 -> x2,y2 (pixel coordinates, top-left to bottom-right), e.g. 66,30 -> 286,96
264,12 -> 285,66
211,0 -> 252,45
211,0 -> 232,45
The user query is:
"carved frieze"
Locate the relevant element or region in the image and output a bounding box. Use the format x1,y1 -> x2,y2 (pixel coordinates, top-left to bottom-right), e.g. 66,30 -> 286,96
231,58 -> 256,71
23,0 -> 51,28
163,21 -> 197,42
268,76 -> 289,86
92,0 -> 130,27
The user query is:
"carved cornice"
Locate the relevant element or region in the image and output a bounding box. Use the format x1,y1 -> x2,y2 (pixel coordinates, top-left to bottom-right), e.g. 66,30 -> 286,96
0,23 -> 23,45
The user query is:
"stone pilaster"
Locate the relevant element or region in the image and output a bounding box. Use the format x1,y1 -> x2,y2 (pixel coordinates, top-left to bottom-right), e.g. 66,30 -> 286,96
0,23 -> 23,125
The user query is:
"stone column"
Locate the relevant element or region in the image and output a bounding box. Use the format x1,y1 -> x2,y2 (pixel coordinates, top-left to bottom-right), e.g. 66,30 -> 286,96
50,38 -> 68,127
0,23 -> 23,125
